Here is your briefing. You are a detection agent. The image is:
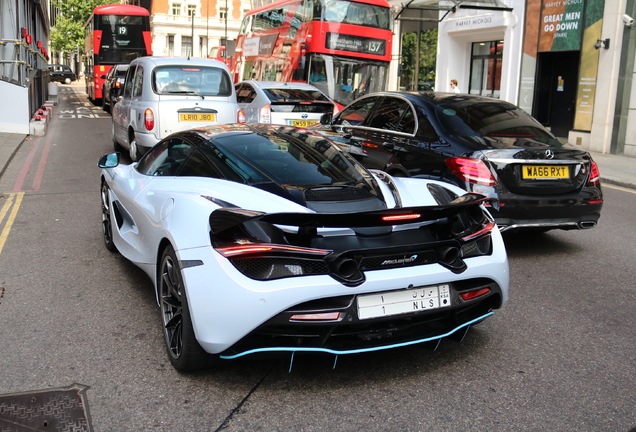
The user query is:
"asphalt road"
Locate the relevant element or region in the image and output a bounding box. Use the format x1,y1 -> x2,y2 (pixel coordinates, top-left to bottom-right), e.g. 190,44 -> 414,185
0,84 -> 634,432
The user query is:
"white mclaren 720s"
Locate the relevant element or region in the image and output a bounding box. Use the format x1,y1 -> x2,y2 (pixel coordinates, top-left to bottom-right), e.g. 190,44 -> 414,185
98,123 -> 509,371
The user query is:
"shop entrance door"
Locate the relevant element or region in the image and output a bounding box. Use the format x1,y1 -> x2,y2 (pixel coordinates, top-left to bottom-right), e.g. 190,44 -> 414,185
533,51 -> 580,138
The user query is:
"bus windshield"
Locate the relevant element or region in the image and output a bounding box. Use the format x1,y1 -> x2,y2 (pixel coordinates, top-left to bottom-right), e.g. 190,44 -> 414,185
320,0 -> 391,30
309,55 -> 388,106
97,15 -> 149,63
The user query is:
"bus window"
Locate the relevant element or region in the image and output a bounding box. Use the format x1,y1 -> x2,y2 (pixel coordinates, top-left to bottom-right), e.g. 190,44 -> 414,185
332,58 -> 387,105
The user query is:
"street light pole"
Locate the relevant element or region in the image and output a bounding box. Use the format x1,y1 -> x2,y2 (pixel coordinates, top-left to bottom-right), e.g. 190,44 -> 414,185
191,8 -> 195,57
206,0 -> 209,57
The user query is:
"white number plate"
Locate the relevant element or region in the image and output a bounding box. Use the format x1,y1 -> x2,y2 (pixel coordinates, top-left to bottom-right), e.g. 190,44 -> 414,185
358,284 -> 451,320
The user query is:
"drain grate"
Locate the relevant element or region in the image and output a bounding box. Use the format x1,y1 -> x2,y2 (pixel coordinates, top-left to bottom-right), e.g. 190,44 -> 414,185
0,383 -> 93,432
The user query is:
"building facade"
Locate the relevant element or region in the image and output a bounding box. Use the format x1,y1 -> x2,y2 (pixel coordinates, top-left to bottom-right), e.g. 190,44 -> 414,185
143,0 -> 252,59
391,0 -> 636,156
0,0 -> 51,134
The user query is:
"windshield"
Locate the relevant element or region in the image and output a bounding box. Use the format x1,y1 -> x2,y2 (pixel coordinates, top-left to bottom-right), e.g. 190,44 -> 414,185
434,100 -> 561,144
96,15 -> 149,63
321,0 -> 391,30
207,129 -> 374,188
333,57 -> 387,106
308,55 -> 388,106
153,65 -> 233,96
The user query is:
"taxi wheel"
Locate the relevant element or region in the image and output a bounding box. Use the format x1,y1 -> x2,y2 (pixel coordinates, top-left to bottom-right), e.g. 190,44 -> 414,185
129,138 -> 141,162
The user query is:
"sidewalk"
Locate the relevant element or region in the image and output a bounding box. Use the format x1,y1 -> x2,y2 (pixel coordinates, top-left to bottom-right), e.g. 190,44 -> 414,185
0,131 -> 634,189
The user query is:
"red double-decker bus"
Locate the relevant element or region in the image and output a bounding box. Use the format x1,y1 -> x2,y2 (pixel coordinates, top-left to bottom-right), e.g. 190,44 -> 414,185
234,0 -> 392,106
84,4 -> 152,102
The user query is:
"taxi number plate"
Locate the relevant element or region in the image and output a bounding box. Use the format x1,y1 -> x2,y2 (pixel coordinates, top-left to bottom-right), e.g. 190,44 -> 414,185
522,165 -> 569,179
357,284 -> 451,320
289,120 -> 317,127
179,113 -> 216,122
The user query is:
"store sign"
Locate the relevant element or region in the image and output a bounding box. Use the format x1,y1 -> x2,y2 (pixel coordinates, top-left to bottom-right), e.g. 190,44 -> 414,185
450,13 -> 506,32
539,0 -> 584,51
326,33 -> 385,56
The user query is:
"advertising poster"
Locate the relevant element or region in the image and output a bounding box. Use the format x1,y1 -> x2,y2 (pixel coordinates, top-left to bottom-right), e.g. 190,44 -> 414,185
573,0 -> 605,131
539,0 -> 585,52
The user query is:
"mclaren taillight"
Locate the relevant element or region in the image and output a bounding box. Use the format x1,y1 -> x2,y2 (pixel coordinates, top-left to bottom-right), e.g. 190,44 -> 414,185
144,108 -> 154,131
462,221 -> 496,241
216,244 -> 330,258
459,287 -> 491,301
446,157 -> 498,186
460,219 -> 495,258
259,104 -> 271,123
588,161 -> 601,185
237,109 -> 246,124
216,244 -> 331,281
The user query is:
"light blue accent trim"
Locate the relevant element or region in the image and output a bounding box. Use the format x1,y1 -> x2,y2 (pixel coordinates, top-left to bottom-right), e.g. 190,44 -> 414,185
219,312 -> 493,360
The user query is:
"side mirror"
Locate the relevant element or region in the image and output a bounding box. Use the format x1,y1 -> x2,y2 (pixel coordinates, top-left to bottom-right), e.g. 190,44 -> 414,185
100,74 -> 107,79
98,153 -> 120,168
320,113 -> 333,125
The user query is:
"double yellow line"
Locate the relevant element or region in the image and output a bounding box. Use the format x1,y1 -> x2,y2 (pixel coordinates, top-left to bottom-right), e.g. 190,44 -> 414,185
0,192 -> 24,254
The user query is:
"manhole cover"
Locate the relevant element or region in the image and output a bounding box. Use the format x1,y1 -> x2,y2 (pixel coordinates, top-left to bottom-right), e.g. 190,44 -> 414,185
0,383 -> 93,432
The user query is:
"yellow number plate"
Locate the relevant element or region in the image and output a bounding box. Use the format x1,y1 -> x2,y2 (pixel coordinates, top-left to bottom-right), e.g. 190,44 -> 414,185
289,120 -> 318,127
522,165 -> 569,179
179,113 -> 216,122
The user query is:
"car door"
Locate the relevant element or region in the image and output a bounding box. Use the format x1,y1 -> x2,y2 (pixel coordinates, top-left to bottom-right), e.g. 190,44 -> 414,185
363,96 -> 440,177
114,137 -> 195,262
113,63 -> 137,146
330,96 -> 383,169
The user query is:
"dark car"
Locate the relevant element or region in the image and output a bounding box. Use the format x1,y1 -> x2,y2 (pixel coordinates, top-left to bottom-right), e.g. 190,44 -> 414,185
48,64 -> 76,84
101,64 -> 129,114
313,91 -> 603,233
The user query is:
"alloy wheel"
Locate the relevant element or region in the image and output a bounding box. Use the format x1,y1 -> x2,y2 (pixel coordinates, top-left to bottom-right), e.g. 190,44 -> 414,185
160,253 -> 183,360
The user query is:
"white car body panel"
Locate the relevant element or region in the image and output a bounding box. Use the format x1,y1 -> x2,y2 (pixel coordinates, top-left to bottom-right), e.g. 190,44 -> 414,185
102,160 -> 509,354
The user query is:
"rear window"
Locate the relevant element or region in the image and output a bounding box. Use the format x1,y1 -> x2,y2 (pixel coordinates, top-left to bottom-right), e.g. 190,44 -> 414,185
205,131 -> 369,187
264,88 -> 333,113
153,65 -> 233,96
434,101 -> 558,143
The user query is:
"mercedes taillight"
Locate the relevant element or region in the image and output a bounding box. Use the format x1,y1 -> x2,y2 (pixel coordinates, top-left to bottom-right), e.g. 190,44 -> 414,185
588,161 -> 601,185
446,157 -> 498,186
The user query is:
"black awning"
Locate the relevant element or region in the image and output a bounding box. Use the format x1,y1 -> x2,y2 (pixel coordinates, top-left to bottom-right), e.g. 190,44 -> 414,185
394,0 -> 513,22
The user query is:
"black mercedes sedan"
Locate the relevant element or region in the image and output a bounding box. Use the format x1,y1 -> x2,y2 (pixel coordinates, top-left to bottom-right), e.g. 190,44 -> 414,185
313,92 -> 603,232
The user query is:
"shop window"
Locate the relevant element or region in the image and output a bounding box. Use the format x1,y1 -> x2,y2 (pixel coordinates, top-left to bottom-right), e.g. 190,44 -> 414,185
469,40 -> 503,99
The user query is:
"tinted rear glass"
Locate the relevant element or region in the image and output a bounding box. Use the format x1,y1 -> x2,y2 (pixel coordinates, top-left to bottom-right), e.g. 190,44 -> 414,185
153,65 -> 233,96
434,100 -> 558,143
204,130 -> 372,187
264,89 -> 330,102
264,89 -> 333,113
